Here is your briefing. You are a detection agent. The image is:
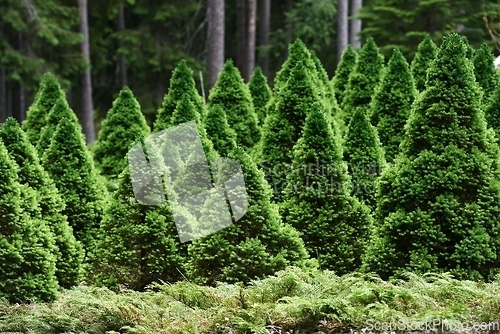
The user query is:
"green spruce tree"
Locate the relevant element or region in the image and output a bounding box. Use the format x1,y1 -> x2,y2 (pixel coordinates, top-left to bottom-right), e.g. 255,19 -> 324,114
208,60 -> 261,149
332,45 -> 358,114
343,107 -> 386,211
41,117 -> 107,257
153,60 -> 206,132
341,37 -> 385,124
484,83 -> 500,139
248,66 -> 272,126
370,48 -> 417,162
204,104 -> 237,157
410,34 -> 438,92
0,140 -> 59,303
188,146 -> 309,285
472,43 -> 499,103
92,86 -> 151,178
362,33 -> 500,281
95,144 -> 187,290
259,61 -> 321,202
281,102 -> 373,274
22,72 -> 66,146
36,97 -> 81,157
0,118 -> 83,289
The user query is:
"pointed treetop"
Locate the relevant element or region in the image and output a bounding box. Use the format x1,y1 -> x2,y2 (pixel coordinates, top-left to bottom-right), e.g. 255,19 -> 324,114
154,59 -> 205,133
410,34 -> 438,92
248,66 -> 272,125
22,72 -> 66,145
332,45 -> 358,106
204,104 -> 237,157
472,43 -> 499,101
273,38 -> 316,91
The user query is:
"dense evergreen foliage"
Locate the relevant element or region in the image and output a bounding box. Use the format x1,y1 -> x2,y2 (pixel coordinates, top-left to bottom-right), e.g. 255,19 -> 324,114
363,33 -> 500,282
282,102 -> 373,274
22,73 -> 67,146
410,34 -> 438,92
370,48 -> 417,162
204,105 -> 237,157
472,43 -> 499,102
0,140 -> 59,303
248,66 -> 272,126
153,60 -> 206,133
0,118 -> 83,289
188,146 -> 309,285
41,118 -> 107,256
208,60 -> 261,149
332,45 -> 358,116
343,107 -> 386,211
92,87 -> 151,178
341,37 -> 385,124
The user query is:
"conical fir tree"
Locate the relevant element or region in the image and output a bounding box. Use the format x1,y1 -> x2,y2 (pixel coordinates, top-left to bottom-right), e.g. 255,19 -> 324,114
36,97 -> 81,156
208,60 -> 261,149
95,146 -> 187,291
410,34 -> 438,92
342,37 -> 385,124
22,72 -> 66,146
259,61 -> 320,202
370,48 -> 417,162
204,104 -> 237,157
248,66 -> 272,125
484,83 -> 500,139
0,118 -> 84,288
332,45 -> 358,114
41,117 -> 107,257
0,140 -> 59,303
343,107 -> 386,211
154,60 -> 206,132
281,103 -> 373,274
362,33 -> 500,281
93,86 -> 151,178
472,43 -> 499,103
188,146 -> 309,285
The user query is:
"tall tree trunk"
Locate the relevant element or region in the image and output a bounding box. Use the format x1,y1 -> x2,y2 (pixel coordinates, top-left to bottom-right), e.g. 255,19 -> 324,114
79,0 -> 96,144
0,68 -> 6,123
337,0 -> 349,64
236,0 -> 247,76
207,0 -> 225,88
349,0 -> 362,49
259,0 -> 270,77
117,2 -> 127,87
245,0 -> 257,81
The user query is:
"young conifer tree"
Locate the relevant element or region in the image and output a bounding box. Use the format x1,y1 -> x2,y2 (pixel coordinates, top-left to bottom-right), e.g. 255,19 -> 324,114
343,107 -> 386,211
0,140 -> 59,303
472,43 -> 499,103
248,66 -> 272,126
363,33 -> 500,282
208,60 -> 261,149
332,45 -> 358,111
282,102 -> 373,274
92,86 -> 151,178
0,118 -> 84,288
41,117 -> 107,258
204,104 -> 237,157
410,34 -> 438,92
154,60 -> 206,132
341,37 -> 384,124
370,48 -> 417,162
188,146 -> 310,285
22,72 -> 66,146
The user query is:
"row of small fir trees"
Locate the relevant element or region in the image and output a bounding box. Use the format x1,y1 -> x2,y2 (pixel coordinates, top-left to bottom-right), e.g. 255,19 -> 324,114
3,31 -> 500,304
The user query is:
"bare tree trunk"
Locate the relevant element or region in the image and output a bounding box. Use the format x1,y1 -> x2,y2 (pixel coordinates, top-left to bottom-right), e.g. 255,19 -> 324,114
349,0 -> 362,49
259,0 -> 270,77
117,2 -> 127,87
79,0 -> 95,144
245,0 -> 257,81
207,0 -> 225,88
337,0 -> 349,63
0,68 -> 6,123
236,0 -> 247,76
